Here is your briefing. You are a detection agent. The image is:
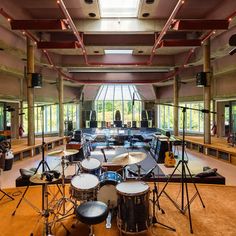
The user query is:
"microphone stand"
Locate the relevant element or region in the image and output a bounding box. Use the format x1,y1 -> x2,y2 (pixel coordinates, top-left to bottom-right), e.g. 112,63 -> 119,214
157,105 -> 211,233
12,105 -> 51,215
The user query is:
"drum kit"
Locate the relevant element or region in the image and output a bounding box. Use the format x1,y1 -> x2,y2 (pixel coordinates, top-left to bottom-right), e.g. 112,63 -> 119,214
37,149 -> 175,235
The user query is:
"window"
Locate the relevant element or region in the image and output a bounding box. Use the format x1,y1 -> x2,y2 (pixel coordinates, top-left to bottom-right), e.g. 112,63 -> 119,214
157,101 -> 213,133
95,85 -> 142,126
0,104 -> 4,130
22,102 -> 79,135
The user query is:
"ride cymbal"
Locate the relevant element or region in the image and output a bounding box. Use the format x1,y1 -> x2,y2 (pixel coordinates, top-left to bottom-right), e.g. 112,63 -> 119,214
112,152 -> 147,165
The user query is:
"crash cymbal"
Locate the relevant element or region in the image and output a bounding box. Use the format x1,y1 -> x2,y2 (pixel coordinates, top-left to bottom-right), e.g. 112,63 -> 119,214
112,152 -> 147,165
47,149 -> 79,157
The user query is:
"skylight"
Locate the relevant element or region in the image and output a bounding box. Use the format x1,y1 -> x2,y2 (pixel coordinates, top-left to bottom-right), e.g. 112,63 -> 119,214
99,0 -> 140,18
104,49 -> 133,54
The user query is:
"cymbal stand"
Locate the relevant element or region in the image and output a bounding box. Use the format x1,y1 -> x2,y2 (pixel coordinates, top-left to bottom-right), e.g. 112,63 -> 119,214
50,156 -> 75,236
53,155 -> 75,217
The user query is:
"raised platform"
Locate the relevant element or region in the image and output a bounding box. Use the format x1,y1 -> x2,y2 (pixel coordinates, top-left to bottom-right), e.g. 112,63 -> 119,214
11,136 -> 66,161
184,136 -> 236,166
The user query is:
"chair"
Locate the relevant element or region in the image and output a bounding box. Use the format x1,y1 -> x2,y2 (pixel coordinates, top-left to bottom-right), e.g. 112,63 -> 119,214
76,201 -> 108,236
114,110 -> 122,128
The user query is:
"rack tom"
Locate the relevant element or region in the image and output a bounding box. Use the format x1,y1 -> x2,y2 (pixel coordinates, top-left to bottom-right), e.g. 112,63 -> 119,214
81,158 -> 101,176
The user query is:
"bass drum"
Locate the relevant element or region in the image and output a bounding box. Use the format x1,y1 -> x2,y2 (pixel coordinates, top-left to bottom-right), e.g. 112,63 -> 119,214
116,181 -> 151,234
97,171 -> 123,209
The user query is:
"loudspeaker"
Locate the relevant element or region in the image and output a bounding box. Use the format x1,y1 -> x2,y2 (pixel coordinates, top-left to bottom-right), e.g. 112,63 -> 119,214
196,72 -> 207,87
31,73 -> 42,88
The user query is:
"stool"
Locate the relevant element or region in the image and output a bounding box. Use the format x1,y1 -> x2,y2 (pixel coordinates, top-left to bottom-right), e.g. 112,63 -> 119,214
76,201 -> 108,236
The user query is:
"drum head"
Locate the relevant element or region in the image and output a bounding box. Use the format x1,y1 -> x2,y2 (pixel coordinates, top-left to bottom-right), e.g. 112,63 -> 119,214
71,173 -> 99,190
81,158 -> 101,170
97,185 -> 118,208
116,181 -> 149,196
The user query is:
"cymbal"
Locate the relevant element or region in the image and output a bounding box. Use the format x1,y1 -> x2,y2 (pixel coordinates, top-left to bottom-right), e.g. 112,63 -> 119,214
47,149 -> 79,157
112,152 -> 147,165
30,173 -> 59,184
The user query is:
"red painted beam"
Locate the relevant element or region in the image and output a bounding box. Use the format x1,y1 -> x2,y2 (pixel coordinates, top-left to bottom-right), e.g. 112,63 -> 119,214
37,41 -> 79,49
10,19 -> 68,30
172,19 -> 229,31
160,39 -> 201,47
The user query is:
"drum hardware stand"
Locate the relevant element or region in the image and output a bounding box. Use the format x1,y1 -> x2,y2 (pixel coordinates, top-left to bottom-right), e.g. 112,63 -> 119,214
30,181 -> 57,236
52,155 -> 75,218
157,106 -> 207,233
151,181 -> 176,232
0,188 -> 14,201
12,106 -> 51,216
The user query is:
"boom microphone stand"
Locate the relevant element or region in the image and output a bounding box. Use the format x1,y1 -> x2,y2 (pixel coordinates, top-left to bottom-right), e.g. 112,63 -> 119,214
157,105 -> 215,233
12,105 -> 51,215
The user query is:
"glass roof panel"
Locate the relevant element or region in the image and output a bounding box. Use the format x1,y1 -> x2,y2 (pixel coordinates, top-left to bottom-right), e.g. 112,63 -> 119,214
99,0 -> 140,18
95,85 -> 141,101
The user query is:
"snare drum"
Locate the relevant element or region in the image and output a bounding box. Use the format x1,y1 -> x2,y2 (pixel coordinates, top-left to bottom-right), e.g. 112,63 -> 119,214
81,158 -> 101,176
70,173 -> 99,201
116,181 -> 150,234
97,171 -> 123,208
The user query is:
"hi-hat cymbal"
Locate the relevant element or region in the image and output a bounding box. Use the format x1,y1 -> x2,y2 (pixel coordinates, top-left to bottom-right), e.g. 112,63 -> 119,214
47,149 -> 79,157
112,152 -> 147,165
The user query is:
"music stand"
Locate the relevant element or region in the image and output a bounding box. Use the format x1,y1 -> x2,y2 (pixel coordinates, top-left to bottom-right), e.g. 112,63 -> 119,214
12,105 -> 51,215
157,105 -> 209,233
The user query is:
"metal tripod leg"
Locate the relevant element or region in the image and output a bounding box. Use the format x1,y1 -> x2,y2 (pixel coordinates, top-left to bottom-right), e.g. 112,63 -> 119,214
0,189 -> 14,201
151,187 -> 175,232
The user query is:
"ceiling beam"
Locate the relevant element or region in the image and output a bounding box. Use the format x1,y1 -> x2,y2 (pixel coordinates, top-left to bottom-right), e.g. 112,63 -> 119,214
37,41 -> 78,49
160,39 -> 202,47
10,19 -> 68,30
172,19 -> 229,30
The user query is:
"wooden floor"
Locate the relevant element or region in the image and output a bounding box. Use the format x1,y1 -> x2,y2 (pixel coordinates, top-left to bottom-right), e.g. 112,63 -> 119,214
0,184 -> 236,236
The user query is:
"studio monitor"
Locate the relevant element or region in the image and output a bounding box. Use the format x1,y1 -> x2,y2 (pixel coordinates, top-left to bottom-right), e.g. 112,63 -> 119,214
196,72 -> 207,87
31,73 -> 42,88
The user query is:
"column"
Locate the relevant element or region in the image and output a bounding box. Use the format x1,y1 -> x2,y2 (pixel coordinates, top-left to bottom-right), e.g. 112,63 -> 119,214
173,70 -> 179,136
58,73 -> 64,137
203,39 -> 211,144
27,37 -> 35,146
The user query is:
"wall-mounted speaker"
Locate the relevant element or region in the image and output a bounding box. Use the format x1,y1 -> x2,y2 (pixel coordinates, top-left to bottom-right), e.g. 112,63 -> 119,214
31,73 -> 42,88
196,72 -> 207,87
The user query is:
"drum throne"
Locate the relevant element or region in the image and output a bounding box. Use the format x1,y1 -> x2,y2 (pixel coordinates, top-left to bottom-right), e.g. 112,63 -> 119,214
76,201 -> 108,236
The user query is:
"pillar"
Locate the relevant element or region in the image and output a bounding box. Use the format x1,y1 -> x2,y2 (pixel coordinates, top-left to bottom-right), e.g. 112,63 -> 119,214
58,73 -> 64,137
27,37 -> 35,146
173,70 -> 179,136
203,39 -> 211,144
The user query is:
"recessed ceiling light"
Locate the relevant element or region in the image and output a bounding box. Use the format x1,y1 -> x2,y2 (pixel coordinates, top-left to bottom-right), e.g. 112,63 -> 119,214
89,13 -> 96,17
142,13 -> 150,17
